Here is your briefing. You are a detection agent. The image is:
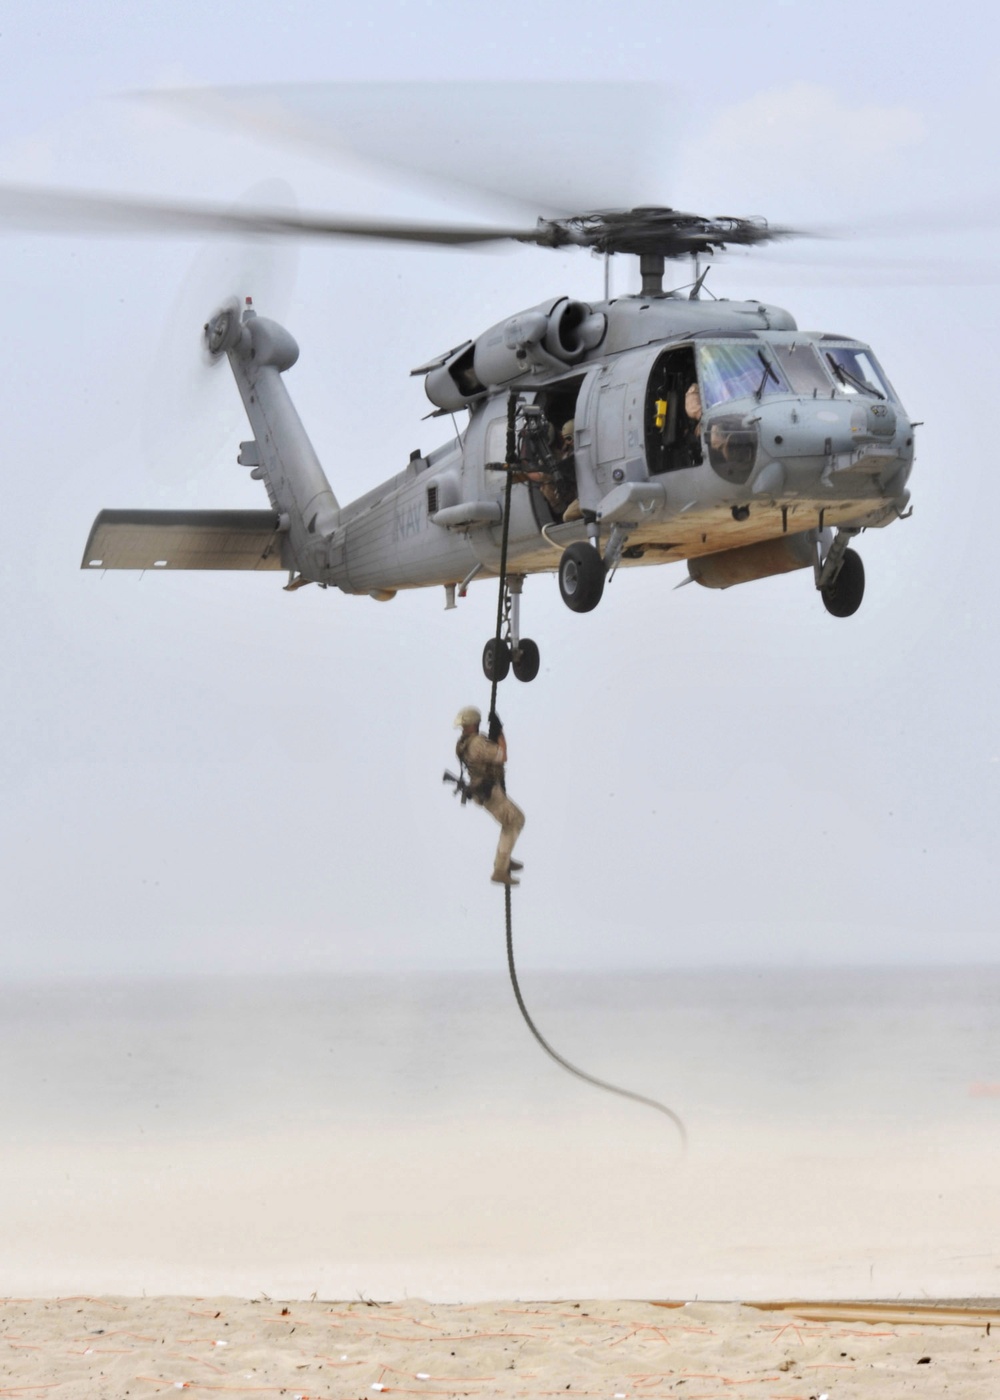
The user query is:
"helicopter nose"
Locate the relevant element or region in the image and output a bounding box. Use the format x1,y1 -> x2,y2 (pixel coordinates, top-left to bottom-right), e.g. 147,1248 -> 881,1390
756,399 -> 858,461
746,396 -> 910,497
705,398 -> 860,489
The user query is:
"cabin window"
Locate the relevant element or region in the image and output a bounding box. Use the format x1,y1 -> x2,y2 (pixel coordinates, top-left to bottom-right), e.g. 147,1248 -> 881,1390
485,416 -> 509,468
704,415 -> 759,485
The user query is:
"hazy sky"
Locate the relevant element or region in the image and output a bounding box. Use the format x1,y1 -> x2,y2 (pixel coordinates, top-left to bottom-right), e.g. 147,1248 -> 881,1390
2,0 -> 997,977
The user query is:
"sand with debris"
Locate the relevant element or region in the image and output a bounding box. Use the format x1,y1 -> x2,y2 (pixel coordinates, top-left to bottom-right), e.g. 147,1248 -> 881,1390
1,1296 -> 997,1399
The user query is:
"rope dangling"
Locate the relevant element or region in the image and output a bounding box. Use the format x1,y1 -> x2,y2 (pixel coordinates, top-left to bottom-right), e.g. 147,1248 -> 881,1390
503,884 -> 686,1148
486,394 -> 687,1150
486,390 -> 519,723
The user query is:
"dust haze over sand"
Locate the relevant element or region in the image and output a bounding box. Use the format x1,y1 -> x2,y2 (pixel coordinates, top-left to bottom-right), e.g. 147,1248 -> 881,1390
0,971 -> 998,1302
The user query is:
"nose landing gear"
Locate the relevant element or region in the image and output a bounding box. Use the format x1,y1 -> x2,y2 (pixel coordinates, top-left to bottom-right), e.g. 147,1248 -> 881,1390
482,575 -> 541,684
816,528 -> 866,618
821,546 -> 865,617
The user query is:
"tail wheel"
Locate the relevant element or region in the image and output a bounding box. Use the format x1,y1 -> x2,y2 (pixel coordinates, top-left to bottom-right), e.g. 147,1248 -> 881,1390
821,547 -> 865,618
558,541 -> 606,613
482,637 -> 511,682
512,638 -> 541,683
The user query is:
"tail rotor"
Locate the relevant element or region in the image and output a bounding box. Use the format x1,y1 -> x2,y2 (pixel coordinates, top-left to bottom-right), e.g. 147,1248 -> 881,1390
141,178 -> 298,494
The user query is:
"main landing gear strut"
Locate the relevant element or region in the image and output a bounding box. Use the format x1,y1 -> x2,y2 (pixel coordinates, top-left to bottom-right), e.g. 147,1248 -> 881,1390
558,516 -> 635,614
482,574 -> 541,684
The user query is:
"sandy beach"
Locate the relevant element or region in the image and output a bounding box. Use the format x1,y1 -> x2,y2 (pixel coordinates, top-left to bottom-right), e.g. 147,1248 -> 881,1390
1,1296 -> 997,1398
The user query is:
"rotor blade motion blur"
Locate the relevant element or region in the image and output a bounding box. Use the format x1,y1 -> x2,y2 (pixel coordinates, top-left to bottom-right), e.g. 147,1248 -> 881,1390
0,184 -> 800,262
138,81 -> 680,216
0,183 -> 533,247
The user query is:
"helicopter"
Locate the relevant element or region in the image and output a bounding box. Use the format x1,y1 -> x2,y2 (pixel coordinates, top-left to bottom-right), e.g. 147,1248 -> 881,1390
5,179 -> 915,687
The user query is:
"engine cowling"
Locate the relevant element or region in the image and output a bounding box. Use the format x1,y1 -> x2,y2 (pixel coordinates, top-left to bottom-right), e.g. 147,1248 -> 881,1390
420,298 -> 606,410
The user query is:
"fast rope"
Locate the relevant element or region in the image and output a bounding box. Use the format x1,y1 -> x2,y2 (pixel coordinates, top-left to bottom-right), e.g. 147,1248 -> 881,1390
489,393 -> 687,1150
486,393 -> 518,723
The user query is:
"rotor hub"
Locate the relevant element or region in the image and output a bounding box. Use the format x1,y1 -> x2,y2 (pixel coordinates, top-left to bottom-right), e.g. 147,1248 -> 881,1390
534,207 -> 791,261
204,298 -> 242,357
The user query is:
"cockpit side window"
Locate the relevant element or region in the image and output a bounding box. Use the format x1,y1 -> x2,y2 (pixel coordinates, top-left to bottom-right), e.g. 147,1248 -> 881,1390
824,346 -> 896,402
697,343 -> 789,408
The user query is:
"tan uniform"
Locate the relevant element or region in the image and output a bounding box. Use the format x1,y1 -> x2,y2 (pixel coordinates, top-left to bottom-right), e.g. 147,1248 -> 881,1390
457,731 -> 525,879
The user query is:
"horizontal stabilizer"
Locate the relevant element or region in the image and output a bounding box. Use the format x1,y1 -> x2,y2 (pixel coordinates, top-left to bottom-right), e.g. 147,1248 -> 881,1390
81,509 -> 289,572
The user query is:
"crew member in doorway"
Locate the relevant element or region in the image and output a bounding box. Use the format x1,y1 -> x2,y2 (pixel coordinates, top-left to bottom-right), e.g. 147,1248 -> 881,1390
454,706 -> 525,886
557,419 -> 583,522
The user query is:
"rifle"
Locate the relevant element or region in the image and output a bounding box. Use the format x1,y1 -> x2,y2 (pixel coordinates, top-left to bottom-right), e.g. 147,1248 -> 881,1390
442,769 -> 472,804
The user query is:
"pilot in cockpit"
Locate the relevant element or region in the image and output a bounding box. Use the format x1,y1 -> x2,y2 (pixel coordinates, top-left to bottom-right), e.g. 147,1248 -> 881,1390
684,382 -> 702,429
675,382 -> 704,467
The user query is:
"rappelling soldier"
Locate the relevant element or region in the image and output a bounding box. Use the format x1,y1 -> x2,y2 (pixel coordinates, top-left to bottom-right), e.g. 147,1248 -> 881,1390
453,706 -> 525,886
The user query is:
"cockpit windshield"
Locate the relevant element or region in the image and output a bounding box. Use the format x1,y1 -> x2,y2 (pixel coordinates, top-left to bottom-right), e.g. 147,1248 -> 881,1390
770,342 -> 832,396
823,345 -> 896,402
697,342 -> 789,408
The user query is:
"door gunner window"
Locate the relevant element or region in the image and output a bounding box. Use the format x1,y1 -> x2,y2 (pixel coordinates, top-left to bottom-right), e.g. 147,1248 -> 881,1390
646,346 -> 703,475
515,380 -> 584,526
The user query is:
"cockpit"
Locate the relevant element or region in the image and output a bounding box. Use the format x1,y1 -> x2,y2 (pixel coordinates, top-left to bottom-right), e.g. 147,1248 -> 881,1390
645,334 -> 900,481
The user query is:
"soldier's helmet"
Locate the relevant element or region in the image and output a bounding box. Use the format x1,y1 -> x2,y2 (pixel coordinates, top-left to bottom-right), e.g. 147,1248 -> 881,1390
561,419 -> 575,442
454,705 -> 482,729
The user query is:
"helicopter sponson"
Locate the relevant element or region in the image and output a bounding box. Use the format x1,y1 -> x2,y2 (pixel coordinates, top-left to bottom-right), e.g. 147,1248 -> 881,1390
82,287 -> 914,679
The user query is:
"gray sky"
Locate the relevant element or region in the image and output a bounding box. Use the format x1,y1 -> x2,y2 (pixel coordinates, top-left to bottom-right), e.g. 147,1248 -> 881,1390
1,0 -> 997,977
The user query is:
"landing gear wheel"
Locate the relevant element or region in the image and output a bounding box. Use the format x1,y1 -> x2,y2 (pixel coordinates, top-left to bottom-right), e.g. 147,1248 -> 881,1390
558,541 -> 606,613
821,547 -> 865,618
482,637 -> 511,682
512,638 -> 541,683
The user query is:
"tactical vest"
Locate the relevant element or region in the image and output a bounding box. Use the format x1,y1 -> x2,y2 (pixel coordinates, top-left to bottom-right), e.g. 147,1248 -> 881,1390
456,733 -> 505,802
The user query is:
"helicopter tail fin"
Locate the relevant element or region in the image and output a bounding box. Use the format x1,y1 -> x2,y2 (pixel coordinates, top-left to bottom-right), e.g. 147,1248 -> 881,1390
80,307 -> 339,583
216,302 -> 340,570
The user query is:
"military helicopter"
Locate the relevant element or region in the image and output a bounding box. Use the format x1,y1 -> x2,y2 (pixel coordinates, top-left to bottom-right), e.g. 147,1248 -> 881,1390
4,167 -> 915,687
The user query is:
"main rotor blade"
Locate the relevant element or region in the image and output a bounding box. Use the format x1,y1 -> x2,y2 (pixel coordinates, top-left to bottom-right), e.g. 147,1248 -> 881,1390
0,183 -> 537,247
137,81 -> 679,217
798,200 -> 1000,243
0,185 -> 809,262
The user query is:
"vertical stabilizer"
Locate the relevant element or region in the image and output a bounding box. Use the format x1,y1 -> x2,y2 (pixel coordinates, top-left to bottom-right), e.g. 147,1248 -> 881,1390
216,301 -> 339,578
